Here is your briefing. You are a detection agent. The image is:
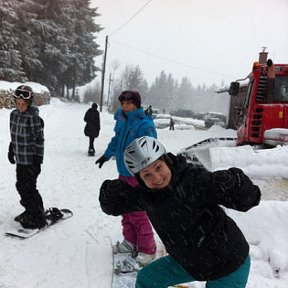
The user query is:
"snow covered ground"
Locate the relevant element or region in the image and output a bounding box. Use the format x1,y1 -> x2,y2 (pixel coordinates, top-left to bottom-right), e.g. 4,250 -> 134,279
0,98 -> 288,288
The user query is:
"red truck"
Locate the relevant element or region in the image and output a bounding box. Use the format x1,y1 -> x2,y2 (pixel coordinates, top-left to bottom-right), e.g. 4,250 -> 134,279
229,51 -> 288,147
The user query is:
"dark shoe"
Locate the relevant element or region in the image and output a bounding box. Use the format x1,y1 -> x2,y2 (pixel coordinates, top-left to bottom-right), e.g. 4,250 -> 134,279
19,212 -> 47,229
14,210 -> 29,222
88,148 -> 95,156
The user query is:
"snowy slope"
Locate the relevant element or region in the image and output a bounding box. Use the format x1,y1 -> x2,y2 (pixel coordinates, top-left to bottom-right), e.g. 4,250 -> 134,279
0,98 -> 287,288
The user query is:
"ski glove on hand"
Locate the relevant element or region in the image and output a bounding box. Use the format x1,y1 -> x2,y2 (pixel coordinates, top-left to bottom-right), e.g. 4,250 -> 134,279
33,155 -> 43,165
8,143 -> 15,164
213,167 -> 245,194
95,155 -> 107,168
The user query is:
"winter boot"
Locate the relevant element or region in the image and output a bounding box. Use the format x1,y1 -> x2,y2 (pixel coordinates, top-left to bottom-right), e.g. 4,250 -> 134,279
112,240 -> 136,254
136,252 -> 156,266
19,212 -> 47,229
14,210 -> 29,222
88,148 -> 95,156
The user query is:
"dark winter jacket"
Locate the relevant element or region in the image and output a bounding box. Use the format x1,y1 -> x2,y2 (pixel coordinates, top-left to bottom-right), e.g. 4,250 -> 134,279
84,106 -> 100,138
10,105 -> 44,165
99,153 -> 261,281
103,108 -> 157,176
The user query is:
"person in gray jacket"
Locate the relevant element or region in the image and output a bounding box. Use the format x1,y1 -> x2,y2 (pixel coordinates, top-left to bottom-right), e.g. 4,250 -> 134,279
99,136 -> 261,288
8,85 -> 46,229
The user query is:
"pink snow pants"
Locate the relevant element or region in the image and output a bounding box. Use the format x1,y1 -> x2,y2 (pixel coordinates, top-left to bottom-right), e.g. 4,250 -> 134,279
119,175 -> 157,255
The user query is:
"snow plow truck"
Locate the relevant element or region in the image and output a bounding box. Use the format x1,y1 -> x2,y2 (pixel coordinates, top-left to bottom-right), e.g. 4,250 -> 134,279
180,50 -> 288,174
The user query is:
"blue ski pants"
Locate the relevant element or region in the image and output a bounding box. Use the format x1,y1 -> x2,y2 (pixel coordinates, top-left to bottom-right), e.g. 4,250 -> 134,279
135,255 -> 250,288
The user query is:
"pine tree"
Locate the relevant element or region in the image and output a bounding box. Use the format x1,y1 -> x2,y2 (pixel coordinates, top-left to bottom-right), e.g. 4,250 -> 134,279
0,0 -> 26,81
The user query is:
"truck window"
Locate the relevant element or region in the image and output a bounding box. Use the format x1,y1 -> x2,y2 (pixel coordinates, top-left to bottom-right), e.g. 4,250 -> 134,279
244,80 -> 254,108
274,77 -> 288,102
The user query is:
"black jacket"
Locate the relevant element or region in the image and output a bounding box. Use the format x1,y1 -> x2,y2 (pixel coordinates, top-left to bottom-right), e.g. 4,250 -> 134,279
84,107 -> 100,137
99,153 -> 261,281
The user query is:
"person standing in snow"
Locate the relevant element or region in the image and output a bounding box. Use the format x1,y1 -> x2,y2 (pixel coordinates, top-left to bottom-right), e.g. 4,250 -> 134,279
84,103 -> 100,156
8,85 -> 47,229
95,91 -> 157,266
145,105 -> 153,117
169,117 -> 175,130
99,136 -> 261,288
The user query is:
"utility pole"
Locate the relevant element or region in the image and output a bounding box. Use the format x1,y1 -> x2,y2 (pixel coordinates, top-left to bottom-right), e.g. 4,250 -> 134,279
100,35 -> 108,112
107,73 -> 113,108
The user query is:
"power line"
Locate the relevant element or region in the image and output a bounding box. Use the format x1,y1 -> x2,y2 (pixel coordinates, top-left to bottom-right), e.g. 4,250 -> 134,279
110,39 -> 237,79
109,0 -> 153,37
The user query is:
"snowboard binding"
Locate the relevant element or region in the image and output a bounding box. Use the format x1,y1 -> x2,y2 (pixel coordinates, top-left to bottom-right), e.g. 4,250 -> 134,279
45,207 -> 64,223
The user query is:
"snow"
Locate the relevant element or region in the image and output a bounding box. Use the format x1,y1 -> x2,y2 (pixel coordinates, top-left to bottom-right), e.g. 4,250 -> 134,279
0,81 -> 49,93
0,98 -> 288,288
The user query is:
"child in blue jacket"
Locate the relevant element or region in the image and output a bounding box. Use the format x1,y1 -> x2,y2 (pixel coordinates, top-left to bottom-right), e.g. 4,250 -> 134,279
96,91 -> 157,266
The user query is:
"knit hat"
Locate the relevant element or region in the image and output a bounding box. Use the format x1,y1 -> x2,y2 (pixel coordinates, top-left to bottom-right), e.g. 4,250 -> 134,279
92,103 -> 98,109
118,91 -> 141,108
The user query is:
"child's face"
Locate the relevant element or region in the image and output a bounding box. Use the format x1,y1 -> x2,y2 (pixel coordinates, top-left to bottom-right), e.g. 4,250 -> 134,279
121,100 -> 137,113
139,159 -> 171,189
16,98 -> 29,113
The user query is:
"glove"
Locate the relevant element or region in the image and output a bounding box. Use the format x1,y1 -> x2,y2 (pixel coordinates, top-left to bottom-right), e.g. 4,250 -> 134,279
214,167 -> 244,192
227,167 -> 245,187
33,155 -> 42,175
33,155 -> 43,165
95,155 -> 107,168
8,143 -> 15,164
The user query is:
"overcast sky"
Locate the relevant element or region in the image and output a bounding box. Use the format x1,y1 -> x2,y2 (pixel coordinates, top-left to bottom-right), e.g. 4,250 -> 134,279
91,0 -> 288,88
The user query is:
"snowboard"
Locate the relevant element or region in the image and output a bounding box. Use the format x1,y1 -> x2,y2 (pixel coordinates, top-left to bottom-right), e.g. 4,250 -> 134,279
112,252 -> 140,288
111,239 -> 168,288
5,208 -> 73,239
112,251 -> 193,288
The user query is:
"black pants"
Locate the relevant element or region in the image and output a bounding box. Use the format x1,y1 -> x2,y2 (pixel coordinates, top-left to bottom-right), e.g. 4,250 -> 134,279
15,164 -> 44,216
89,137 -> 95,150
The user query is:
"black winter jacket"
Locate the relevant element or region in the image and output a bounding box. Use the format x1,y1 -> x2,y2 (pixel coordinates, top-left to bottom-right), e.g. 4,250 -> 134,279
99,153 -> 261,281
84,107 -> 100,137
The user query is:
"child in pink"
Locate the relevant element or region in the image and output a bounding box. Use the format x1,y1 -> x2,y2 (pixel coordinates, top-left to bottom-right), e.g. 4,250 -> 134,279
95,91 -> 157,265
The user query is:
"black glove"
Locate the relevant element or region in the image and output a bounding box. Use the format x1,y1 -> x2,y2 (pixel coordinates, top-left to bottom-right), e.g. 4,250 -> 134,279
227,167 -> 245,187
33,155 -> 43,165
32,155 -> 42,175
8,143 -> 15,164
214,167 -> 244,192
95,155 -> 107,168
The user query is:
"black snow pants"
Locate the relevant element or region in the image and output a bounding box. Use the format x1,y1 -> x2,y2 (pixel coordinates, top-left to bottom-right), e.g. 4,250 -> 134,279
89,136 -> 95,150
15,164 -> 44,217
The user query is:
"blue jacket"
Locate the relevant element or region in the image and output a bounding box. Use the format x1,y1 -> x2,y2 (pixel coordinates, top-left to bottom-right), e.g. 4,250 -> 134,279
104,108 -> 157,176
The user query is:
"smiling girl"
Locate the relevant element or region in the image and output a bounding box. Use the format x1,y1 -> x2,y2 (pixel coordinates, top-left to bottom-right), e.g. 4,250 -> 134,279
99,136 -> 261,288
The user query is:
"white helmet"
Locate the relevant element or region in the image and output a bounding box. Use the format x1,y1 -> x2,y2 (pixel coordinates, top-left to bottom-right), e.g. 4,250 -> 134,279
124,136 -> 166,175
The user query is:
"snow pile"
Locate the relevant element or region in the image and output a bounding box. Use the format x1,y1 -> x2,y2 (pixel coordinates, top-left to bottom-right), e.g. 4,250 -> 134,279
0,80 -> 49,93
209,145 -> 288,177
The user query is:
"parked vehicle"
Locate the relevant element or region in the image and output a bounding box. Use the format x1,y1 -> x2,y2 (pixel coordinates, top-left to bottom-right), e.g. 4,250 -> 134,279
204,112 -> 227,128
153,114 -> 172,129
151,108 -> 160,119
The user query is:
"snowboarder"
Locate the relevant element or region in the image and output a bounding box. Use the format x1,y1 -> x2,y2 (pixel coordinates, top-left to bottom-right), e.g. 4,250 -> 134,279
95,91 -> 157,266
84,103 -> 100,156
99,136 -> 261,288
8,85 -> 47,229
